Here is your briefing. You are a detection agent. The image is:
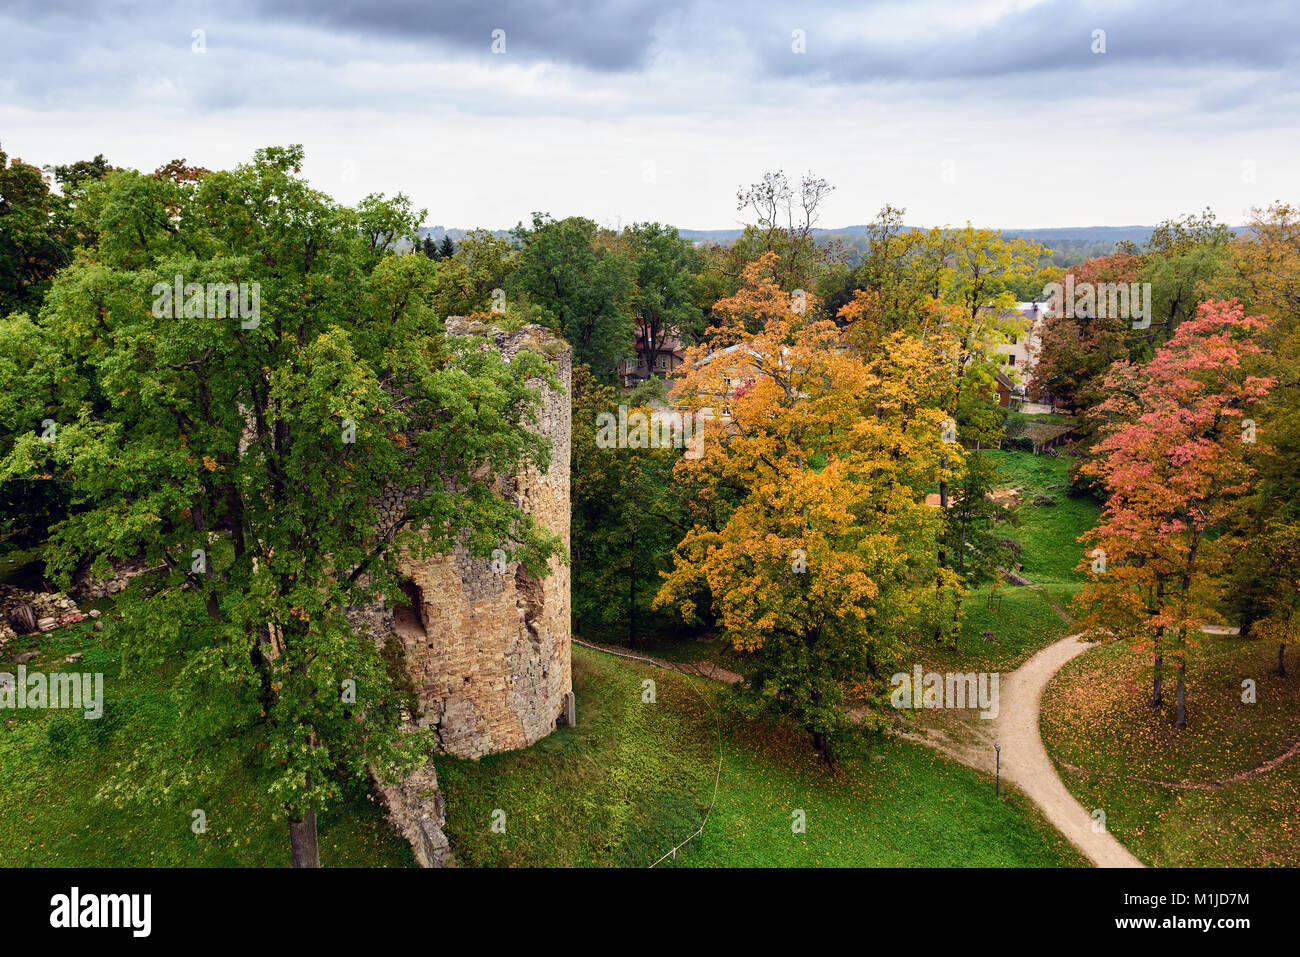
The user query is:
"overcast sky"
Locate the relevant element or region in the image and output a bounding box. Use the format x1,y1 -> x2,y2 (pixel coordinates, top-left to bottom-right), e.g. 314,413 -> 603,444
2,0 -> 1296,231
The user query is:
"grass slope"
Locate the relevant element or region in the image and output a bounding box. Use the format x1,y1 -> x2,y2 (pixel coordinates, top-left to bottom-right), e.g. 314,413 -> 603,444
1041,634 -> 1300,867
917,583 -> 1078,675
437,644 -> 719,866
0,613 -> 412,867
902,450 -> 1098,675
441,644 -> 1088,867
982,449 -> 1099,587
677,717 -> 1087,868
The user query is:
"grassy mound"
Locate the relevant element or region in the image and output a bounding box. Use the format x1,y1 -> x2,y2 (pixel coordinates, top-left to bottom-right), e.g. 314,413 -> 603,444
983,449 -> 1099,587
441,644 -> 1088,867
1040,634 -> 1300,867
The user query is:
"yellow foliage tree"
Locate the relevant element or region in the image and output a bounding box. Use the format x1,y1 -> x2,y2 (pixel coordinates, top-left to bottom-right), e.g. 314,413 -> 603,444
655,253 -> 962,760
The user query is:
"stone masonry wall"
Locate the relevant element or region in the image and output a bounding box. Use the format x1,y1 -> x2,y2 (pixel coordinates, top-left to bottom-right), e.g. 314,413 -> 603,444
361,321 -> 571,865
393,320 -> 572,760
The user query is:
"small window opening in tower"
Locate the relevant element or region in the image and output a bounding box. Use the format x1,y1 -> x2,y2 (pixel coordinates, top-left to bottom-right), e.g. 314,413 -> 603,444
392,578 -> 427,641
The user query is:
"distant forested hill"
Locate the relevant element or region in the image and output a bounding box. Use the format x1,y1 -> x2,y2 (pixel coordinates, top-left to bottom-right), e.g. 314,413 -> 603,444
666,224 -> 1162,267
675,225 -> 1167,267
415,223 -> 1241,267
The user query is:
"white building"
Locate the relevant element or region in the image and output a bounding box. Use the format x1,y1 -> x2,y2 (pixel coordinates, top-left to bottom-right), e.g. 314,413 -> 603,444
988,301 -> 1048,377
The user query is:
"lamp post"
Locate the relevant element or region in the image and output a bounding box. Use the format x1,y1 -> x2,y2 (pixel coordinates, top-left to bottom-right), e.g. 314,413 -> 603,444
995,742 -> 1001,796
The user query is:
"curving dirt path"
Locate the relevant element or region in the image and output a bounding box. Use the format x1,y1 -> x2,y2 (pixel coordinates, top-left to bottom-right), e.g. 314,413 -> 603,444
905,634 -> 1144,868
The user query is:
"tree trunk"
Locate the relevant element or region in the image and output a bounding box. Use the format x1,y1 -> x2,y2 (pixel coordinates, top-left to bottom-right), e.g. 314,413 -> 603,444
1280,642 -> 1287,677
809,689 -> 833,769
937,452 -> 949,571
1152,652 -> 1163,706
627,557 -> 636,647
289,810 -> 320,868
1173,662 -> 1187,730
810,729 -> 836,771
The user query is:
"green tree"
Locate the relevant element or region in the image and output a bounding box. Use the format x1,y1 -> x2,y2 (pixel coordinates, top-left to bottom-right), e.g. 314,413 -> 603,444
833,214 -> 1043,395
623,222 -> 704,373
939,225 -> 1045,354
847,205 -> 948,334
1208,204 -> 1300,670
510,213 -> 635,379
0,148 -> 119,549
941,442 -> 1013,591
0,145 -> 561,865
0,145 -> 70,317
570,366 -> 684,643
1139,208 -> 1235,350
46,153 -> 118,194
431,228 -> 515,317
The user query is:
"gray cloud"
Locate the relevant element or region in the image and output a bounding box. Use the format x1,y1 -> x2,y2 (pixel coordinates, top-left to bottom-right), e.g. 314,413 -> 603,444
250,0 -> 672,72
1,0 -> 1296,231
5,0 -> 1298,111
762,0 -> 1300,83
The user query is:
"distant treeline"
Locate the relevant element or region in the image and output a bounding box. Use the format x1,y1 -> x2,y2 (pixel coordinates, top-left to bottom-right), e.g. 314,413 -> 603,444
417,224 -> 1243,271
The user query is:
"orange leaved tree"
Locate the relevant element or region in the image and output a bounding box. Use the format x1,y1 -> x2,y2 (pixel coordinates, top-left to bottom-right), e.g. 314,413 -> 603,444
654,253 -> 960,761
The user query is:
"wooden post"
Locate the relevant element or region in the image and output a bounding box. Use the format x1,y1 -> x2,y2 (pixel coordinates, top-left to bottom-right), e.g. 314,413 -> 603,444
566,691 -> 576,727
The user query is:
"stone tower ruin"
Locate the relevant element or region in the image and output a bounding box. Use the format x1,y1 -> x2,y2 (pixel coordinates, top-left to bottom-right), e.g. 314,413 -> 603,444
365,319 -> 572,866
391,320 -> 572,759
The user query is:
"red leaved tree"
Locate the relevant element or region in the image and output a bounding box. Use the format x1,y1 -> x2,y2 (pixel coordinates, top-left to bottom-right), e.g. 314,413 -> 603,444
1031,252 -> 1145,412
1076,299 -> 1274,728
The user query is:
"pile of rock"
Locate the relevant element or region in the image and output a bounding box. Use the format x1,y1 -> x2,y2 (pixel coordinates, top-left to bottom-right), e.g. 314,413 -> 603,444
988,487 -> 1024,507
72,557 -> 150,600
0,585 -> 87,644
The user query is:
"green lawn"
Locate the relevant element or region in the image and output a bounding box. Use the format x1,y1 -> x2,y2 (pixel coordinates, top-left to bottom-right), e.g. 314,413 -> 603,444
1041,633 -> 1300,867
676,711 -> 1087,868
921,582 -> 1080,674
887,449 -> 1099,674
0,611 -> 412,867
896,450 -> 1096,675
984,449 -> 1100,586
437,643 -> 721,866
441,644 -> 1088,867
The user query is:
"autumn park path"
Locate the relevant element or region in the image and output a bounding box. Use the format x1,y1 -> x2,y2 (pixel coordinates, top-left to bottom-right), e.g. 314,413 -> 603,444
904,634 -> 1145,868
574,634 -> 1146,867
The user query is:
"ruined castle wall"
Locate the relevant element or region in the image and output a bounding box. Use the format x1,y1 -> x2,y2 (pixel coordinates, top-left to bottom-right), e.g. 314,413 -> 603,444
393,322 -> 571,760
